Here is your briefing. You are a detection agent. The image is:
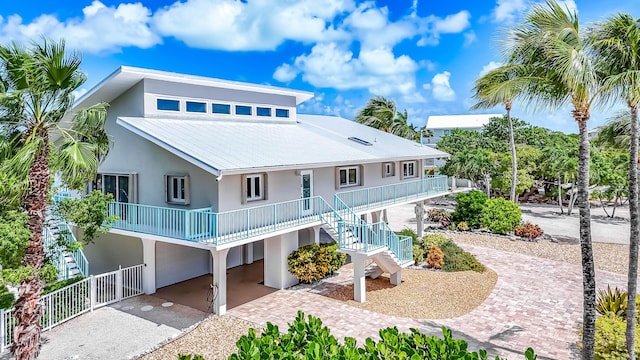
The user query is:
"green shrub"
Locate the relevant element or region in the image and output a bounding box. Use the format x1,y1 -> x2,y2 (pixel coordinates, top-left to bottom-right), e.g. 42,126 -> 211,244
596,286 -> 628,318
480,198 -> 522,234
396,228 -> 417,244
452,190 -> 487,228
416,234 -> 484,272
177,355 -> 204,360
42,275 -> 86,295
413,243 -> 425,264
229,311 -> 537,360
288,242 -> 345,283
457,221 -> 470,231
593,314 -> 640,360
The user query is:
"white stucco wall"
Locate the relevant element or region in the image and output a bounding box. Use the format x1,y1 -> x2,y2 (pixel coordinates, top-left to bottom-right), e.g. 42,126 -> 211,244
98,81 -> 220,210
216,161 -> 424,212
155,242 -> 210,288
83,232 -> 142,274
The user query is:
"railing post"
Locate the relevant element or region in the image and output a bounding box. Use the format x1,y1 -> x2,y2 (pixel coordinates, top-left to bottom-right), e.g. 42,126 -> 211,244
337,219 -> 343,247
47,295 -> 52,330
246,209 -> 250,238
117,266 -> 123,302
274,205 -> 278,231
0,309 -> 5,353
90,275 -> 96,311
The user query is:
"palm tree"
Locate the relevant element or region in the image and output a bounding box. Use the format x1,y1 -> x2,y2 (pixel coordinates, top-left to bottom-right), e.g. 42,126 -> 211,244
356,96 -> 417,140
471,65 -> 525,202
504,2 -> 607,357
590,14 -> 640,356
0,40 -> 108,360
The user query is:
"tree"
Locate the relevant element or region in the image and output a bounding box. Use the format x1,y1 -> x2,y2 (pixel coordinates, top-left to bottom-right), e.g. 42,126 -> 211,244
504,2 -> 608,356
355,96 -> 417,140
590,14 -> 640,356
0,40 -> 109,360
471,66 -> 526,202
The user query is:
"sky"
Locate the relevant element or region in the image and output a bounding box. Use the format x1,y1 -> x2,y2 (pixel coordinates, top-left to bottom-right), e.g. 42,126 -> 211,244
2,0 -> 640,134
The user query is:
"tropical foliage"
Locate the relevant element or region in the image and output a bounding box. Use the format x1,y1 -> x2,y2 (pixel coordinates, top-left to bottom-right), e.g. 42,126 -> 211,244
0,39 -> 109,360
355,95 -> 418,141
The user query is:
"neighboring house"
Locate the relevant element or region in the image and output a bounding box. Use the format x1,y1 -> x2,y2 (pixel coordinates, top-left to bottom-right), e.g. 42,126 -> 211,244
424,113 -> 502,146
67,66 -> 450,315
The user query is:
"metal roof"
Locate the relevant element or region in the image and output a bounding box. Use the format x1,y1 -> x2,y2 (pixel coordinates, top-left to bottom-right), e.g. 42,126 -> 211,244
117,114 -> 450,177
425,114 -> 502,129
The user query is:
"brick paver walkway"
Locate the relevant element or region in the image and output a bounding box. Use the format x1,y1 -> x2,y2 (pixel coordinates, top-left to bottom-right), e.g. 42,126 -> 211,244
229,244 -> 633,360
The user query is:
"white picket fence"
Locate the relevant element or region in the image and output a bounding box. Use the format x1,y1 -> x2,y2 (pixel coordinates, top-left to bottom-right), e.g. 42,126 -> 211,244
0,264 -> 144,352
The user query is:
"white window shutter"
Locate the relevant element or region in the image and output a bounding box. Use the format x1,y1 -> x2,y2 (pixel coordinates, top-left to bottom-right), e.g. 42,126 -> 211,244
359,165 -> 364,186
241,175 -> 247,204
164,175 -> 169,203
335,168 -> 340,190
263,173 -> 268,201
184,175 -> 191,205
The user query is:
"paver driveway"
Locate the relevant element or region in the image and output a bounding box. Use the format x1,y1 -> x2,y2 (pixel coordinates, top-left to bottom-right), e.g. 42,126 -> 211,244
229,244 -> 634,360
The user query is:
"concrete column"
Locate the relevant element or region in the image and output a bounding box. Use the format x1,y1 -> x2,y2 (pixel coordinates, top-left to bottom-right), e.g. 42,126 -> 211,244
390,271 -> 402,285
382,209 -> 388,223
264,232 -> 299,289
415,202 -> 425,238
352,253 -> 368,303
451,176 -> 457,190
141,238 -> 156,295
243,243 -> 254,264
311,225 -> 322,245
211,248 -> 230,315
371,210 -> 382,223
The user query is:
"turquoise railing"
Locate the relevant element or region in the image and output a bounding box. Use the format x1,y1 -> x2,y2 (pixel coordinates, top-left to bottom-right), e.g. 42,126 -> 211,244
47,193 -> 90,278
332,196 -> 413,264
335,175 -> 448,213
107,197 -> 328,245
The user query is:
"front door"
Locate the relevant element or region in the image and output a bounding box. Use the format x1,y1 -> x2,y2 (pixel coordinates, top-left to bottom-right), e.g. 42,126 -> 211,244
300,170 -> 313,214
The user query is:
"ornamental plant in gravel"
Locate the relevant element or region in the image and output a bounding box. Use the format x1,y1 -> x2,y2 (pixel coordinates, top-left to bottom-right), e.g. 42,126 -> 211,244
227,311 -> 538,360
452,190 -> 487,228
480,198 -> 521,235
287,242 -> 345,283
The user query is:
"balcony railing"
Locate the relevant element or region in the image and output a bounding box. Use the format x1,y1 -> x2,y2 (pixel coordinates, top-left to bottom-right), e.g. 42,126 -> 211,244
108,197 -> 329,245
335,175 -> 448,213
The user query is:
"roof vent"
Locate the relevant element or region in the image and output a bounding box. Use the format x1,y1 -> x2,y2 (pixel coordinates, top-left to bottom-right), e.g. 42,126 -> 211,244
348,137 -> 373,146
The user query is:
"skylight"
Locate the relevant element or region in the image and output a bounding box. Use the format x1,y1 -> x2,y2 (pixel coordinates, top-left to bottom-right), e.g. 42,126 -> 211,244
348,137 -> 372,146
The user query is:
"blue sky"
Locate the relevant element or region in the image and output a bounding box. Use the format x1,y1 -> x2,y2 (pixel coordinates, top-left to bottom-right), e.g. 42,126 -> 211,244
2,0 -> 640,133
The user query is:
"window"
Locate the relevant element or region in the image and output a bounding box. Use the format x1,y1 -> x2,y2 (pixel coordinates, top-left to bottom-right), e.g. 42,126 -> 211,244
275,108 -> 289,118
443,129 -> 451,135
383,162 -> 395,177
212,103 -> 231,114
186,101 -> 206,113
339,166 -> 359,187
157,99 -> 180,111
236,105 -> 252,116
402,161 -> 417,179
166,175 -> 190,204
91,173 -> 137,203
245,174 -> 264,202
257,107 -> 271,117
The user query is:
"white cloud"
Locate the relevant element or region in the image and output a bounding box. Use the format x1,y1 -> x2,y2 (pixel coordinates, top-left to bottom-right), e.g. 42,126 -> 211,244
153,0 -> 353,51
289,42 -> 422,101
463,31 -> 476,47
479,61 -> 501,76
493,0 -> 527,22
429,71 -> 456,102
417,10 -> 471,46
0,1 -> 160,54
273,63 -> 299,83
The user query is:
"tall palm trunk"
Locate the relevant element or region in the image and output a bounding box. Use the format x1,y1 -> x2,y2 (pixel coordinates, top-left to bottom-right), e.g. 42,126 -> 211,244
576,115 -> 596,360
558,176 -> 564,214
13,133 -> 49,360
626,105 -> 639,358
506,103 -> 518,202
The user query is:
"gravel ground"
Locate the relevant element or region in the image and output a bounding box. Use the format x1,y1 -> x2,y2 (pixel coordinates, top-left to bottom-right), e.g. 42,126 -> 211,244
322,266 -> 498,319
446,232 -> 636,274
137,315 -> 256,360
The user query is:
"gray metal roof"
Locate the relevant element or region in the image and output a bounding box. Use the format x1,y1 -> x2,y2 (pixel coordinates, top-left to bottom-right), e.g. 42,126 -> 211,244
117,114 -> 450,176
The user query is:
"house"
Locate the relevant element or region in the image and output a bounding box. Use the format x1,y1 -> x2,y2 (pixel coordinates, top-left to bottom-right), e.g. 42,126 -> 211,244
68,66 -> 450,315
424,113 -> 502,146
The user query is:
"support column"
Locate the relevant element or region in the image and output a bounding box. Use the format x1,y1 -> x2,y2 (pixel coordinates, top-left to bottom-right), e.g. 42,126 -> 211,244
211,248 -> 230,315
451,176 -> 457,190
414,202 -> 425,238
243,243 -> 254,264
141,238 -> 156,295
371,210 -> 382,223
360,213 -> 367,222
352,253 -> 367,303
264,232 -> 299,289
382,209 -> 388,223
311,225 -> 322,245
390,271 -> 402,285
